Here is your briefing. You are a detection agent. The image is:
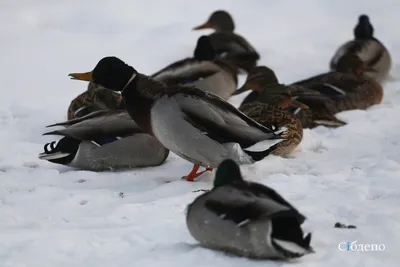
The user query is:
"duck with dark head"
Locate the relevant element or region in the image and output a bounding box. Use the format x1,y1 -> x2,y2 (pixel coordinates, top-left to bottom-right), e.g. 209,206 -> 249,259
329,14 -> 392,83
193,10 -> 260,73
69,57 -> 285,181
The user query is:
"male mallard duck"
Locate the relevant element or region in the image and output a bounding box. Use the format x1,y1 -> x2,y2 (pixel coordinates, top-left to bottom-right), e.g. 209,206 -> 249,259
329,14 -> 392,84
232,66 -> 346,129
192,10 -> 260,73
186,159 -> 313,259
68,57 -> 284,181
151,35 -> 238,100
67,79 -> 125,119
239,92 -> 307,157
293,54 -> 383,113
39,110 -> 169,171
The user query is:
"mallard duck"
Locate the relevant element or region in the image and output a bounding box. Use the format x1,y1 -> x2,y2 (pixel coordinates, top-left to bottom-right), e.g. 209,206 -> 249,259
186,159 -> 313,259
39,110 -> 169,171
151,35 -> 238,100
192,10 -> 260,73
294,54 -> 383,113
239,92 -> 307,157
232,66 -> 346,129
67,79 -> 125,119
68,56 -> 284,181
329,14 -> 392,84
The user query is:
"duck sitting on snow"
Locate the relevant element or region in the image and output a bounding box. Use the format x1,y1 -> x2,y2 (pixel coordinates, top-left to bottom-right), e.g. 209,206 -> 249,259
68,56 -> 284,181
232,66 -> 346,129
192,10 -> 260,73
329,14 -> 392,84
293,54 -> 383,113
151,35 -> 238,100
67,78 -> 125,120
239,92 -> 308,157
186,159 -> 313,259
39,110 -> 169,171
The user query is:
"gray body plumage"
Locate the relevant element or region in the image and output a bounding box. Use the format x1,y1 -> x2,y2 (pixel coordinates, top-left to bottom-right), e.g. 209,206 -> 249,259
151,60 -> 237,100
39,110 -> 169,171
149,92 -> 283,168
330,39 -> 392,83
186,184 -> 312,259
67,134 -> 169,171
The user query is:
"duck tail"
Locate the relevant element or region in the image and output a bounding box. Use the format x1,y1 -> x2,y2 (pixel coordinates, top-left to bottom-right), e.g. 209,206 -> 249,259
38,137 -> 80,164
243,137 -> 284,161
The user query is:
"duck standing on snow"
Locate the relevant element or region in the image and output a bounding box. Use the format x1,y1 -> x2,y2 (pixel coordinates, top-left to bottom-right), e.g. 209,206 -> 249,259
68,56 -> 284,181
293,54 -> 383,113
39,110 -> 169,171
186,159 -> 313,259
329,14 -> 392,84
151,35 -> 238,100
67,79 -> 125,119
192,10 -> 260,73
239,92 -> 308,157
232,66 -> 346,129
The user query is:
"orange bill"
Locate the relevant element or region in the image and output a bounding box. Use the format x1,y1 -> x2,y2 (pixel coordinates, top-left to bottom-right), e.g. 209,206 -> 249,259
193,22 -> 212,30
68,71 -> 93,81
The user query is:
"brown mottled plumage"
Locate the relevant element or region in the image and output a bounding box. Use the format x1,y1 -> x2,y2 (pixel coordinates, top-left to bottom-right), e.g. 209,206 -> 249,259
293,54 -> 383,113
239,93 -> 305,156
232,66 -> 346,129
67,82 -> 125,120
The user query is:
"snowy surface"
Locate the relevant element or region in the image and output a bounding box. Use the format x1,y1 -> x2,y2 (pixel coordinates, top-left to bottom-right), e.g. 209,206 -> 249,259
1,0 -> 400,266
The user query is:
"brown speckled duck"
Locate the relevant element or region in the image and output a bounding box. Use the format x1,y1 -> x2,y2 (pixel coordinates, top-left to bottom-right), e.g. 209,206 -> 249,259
330,14 -> 392,84
293,54 -> 383,113
67,78 -> 125,119
192,10 -> 260,73
239,92 -> 307,157
151,35 -> 238,100
232,66 -> 346,129
68,57 -> 284,181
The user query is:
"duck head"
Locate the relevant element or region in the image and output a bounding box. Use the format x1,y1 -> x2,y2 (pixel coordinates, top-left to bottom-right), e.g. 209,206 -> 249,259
354,14 -> 374,39
232,66 -> 279,96
193,10 -> 235,32
69,57 -> 137,92
213,159 -> 243,187
194,36 -> 216,61
336,54 -> 377,74
260,92 -> 309,110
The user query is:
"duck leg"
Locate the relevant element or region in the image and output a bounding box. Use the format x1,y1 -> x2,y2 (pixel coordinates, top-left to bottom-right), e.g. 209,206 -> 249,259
183,164 -> 213,182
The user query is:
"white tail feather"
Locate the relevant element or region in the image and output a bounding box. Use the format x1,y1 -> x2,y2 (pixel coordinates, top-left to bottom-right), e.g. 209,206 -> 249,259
243,139 -> 284,152
323,83 -> 346,95
38,152 -> 71,160
272,238 -> 311,255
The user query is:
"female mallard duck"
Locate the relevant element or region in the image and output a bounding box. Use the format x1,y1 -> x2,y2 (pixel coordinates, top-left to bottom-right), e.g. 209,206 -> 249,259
232,66 -> 346,129
39,110 -> 169,171
293,54 -> 383,113
239,92 -> 307,157
67,79 -> 125,119
186,159 -> 313,259
68,56 -> 284,181
151,35 -> 238,100
329,14 -> 392,84
192,10 -> 260,73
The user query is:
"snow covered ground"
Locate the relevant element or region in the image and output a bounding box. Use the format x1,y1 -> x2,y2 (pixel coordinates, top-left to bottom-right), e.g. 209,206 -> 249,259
1,0 -> 400,266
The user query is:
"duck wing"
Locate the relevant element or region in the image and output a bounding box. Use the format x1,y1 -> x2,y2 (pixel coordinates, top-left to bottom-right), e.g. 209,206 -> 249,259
204,185 -> 302,226
168,87 -> 283,148
151,58 -> 219,86
43,111 -> 142,140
